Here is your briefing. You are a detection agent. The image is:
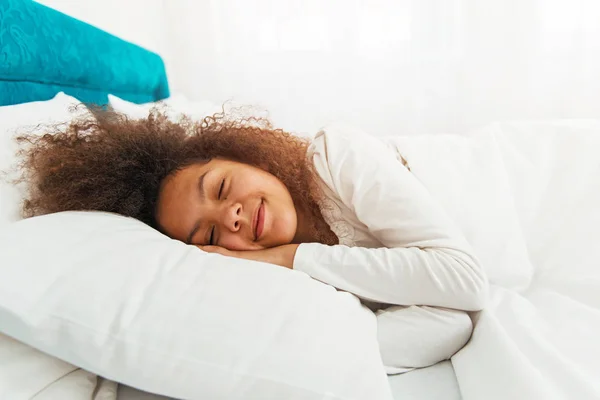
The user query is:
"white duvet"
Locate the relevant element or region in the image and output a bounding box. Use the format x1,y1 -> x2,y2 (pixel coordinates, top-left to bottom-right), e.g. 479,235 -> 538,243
390,119 -> 600,400
2,119 -> 599,399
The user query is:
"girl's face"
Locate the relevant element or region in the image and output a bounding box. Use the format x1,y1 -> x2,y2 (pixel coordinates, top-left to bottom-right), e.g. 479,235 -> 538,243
155,159 -> 298,251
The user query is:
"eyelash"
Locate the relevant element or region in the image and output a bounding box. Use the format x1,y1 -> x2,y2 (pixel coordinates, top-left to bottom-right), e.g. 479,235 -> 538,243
209,179 -> 226,245
209,226 -> 215,245
217,179 -> 225,199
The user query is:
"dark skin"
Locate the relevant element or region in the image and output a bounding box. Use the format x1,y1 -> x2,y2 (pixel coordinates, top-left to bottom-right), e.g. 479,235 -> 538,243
155,159 -> 322,268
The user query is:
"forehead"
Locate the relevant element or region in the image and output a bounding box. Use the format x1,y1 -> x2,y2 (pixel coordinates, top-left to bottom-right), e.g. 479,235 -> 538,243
160,158 -> 253,200
163,162 -> 207,195
155,162 -> 207,237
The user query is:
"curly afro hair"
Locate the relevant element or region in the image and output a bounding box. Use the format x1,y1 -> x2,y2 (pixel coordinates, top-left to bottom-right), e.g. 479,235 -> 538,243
14,106 -> 338,246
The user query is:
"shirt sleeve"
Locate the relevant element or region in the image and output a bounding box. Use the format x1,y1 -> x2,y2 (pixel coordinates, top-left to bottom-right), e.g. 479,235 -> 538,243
293,125 -> 488,311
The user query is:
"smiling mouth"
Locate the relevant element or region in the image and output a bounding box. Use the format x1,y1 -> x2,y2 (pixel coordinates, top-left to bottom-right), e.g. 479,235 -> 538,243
253,199 -> 265,241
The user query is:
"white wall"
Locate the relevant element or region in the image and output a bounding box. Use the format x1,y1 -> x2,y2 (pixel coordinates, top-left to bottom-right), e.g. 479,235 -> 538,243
163,0 -> 600,135
36,0 -> 600,136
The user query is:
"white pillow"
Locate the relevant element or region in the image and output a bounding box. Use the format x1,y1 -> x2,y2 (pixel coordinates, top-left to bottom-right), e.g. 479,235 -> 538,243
0,92 -> 85,227
109,94 -> 284,135
0,211 -> 392,400
108,94 -> 221,122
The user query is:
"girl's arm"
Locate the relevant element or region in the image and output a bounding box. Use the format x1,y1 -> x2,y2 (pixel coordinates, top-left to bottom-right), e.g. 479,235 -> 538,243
292,126 -> 488,311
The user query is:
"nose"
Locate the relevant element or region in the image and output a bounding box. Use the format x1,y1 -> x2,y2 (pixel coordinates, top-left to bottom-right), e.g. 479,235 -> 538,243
222,202 -> 242,232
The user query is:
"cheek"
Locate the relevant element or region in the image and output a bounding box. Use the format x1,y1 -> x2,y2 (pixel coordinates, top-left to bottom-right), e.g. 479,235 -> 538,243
242,171 -> 269,191
271,201 -> 297,241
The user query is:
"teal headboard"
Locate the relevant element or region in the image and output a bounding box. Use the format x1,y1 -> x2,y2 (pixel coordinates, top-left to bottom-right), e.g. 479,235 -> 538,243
0,0 -> 170,106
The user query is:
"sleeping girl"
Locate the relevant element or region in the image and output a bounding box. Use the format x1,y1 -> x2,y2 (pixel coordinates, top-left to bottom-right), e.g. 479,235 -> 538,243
15,108 -> 488,373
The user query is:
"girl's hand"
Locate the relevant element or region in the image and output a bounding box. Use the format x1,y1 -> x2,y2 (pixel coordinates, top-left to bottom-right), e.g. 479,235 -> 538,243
197,245 -> 237,257
197,244 -> 300,269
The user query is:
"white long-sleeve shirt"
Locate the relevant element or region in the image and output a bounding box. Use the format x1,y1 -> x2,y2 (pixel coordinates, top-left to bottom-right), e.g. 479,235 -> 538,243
294,124 -> 488,310
293,125 -> 489,372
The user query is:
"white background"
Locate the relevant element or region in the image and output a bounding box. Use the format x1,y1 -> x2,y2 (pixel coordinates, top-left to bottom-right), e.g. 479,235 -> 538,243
37,0 -> 600,135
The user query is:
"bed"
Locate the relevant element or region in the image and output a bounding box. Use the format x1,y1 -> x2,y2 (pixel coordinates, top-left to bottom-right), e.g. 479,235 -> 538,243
3,1 -> 600,400
0,1 -> 460,399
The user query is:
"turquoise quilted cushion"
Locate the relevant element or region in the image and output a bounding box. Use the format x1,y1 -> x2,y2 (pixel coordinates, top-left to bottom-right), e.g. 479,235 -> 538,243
0,0 -> 169,106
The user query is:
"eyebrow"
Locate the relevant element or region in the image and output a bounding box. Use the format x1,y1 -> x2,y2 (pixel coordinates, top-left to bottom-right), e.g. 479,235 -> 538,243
185,168 -> 212,244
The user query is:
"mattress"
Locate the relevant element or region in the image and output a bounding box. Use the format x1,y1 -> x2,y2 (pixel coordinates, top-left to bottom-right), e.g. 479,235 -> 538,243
117,361 -> 461,400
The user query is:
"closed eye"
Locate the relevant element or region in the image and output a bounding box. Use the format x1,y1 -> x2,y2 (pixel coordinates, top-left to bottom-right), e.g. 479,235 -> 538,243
209,225 -> 215,245
217,179 -> 225,199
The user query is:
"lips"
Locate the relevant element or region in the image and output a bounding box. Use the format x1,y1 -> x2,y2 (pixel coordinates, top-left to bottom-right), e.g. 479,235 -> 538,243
253,200 -> 265,241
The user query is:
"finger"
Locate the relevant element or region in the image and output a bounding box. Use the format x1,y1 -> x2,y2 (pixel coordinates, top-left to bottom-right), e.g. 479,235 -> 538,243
197,245 -> 216,252
197,245 -> 227,255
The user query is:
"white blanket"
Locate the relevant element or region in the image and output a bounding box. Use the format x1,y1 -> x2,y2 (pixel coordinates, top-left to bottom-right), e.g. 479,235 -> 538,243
389,120 -> 600,400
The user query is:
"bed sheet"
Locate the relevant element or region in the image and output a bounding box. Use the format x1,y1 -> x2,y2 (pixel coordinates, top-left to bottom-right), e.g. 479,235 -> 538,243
389,120 -> 600,400
117,361 -> 461,400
